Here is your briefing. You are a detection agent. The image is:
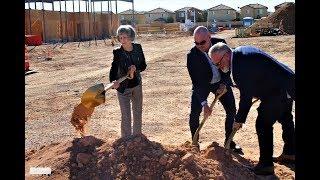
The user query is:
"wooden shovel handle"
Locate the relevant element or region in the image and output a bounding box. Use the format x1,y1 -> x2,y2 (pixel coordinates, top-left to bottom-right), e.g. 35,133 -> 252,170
192,88 -> 227,145
224,98 -> 260,149
104,75 -> 130,91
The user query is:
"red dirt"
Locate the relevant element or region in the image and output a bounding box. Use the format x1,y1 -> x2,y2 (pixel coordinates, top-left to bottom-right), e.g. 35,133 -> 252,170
26,134 -> 295,179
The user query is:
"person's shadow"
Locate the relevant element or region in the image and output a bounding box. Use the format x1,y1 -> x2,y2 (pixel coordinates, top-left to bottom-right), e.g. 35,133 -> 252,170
204,142 -> 280,180
275,161 -> 295,172
67,136 -> 111,180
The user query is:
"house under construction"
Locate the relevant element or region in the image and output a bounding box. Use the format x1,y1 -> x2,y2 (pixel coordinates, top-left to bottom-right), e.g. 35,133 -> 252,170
25,0 -> 136,43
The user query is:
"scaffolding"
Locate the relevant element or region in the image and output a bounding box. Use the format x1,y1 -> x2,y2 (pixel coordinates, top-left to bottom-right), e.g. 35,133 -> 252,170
25,0 -> 134,47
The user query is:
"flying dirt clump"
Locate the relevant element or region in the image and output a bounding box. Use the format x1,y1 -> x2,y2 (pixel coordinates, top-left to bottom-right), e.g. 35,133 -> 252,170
70,103 -> 94,137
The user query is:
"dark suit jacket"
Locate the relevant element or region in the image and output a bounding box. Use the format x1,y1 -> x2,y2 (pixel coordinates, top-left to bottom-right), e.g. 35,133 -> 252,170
232,46 -> 295,123
109,43 -> 147,93
187,37 -> 232,104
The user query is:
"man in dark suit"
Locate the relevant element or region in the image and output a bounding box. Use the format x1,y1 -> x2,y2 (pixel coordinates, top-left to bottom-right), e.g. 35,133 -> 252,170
187,26 -> 242,153
208,42 -> 295,175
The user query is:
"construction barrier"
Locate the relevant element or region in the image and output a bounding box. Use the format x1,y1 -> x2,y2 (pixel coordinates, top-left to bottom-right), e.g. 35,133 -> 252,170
25,35 -> 43,46
136,23 -> 181,34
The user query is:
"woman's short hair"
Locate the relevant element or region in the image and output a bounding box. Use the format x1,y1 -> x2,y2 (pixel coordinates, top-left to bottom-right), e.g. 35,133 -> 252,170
116,25 -> 136,41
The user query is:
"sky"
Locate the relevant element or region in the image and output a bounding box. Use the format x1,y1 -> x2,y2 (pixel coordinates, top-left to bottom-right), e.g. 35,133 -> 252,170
25,0 -> 295,13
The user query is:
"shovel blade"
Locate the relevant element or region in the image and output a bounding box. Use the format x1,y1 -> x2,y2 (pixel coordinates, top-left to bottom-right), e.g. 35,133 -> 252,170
81,83 -> 106,108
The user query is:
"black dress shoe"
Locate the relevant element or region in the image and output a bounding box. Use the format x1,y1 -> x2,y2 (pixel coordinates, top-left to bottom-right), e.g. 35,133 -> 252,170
249,163 -> 275,175
245,163 -> 274,176
273,154 -> 295,163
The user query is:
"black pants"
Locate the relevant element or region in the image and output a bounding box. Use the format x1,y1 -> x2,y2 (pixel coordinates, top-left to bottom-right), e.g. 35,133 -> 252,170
256,95 -> 295,166
189,84 -> 236,142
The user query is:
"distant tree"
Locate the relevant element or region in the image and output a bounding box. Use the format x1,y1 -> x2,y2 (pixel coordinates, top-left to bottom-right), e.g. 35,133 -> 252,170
166,16 -> 174,23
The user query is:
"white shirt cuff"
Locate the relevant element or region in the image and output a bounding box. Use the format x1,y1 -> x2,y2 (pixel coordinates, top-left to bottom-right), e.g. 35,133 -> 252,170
287,91 -> 291,99
201,101 -> 207,107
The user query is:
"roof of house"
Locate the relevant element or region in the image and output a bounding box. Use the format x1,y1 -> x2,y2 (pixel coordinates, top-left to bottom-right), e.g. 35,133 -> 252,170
147,7 -> 174,14
119,9 -> 144,15
275,2 -> 294,8
175,7 -> 202,12
241,3 -> 268,9
208,4 -> 236,11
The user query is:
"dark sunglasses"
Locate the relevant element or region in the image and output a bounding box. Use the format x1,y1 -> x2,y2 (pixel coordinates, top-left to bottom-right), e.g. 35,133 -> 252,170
194,40 -> 206,46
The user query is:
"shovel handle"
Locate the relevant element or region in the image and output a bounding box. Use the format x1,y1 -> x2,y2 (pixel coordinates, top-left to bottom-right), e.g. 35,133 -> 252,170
192,88 -> 227,145
224,98 -> 260,149
104,75 -> 130,91
224,128 -> 238,149
116,75 -> 129,84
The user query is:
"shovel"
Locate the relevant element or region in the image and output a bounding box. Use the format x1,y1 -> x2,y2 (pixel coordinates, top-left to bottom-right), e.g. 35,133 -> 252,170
192,87 -> 228,146
71,72 -> 133,137
224,98 -> 260,150
80,66 -> 135,109
80,75 -> 129,109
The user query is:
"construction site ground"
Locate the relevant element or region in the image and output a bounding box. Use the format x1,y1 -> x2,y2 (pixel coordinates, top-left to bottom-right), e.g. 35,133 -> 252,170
25,30 -> 295,179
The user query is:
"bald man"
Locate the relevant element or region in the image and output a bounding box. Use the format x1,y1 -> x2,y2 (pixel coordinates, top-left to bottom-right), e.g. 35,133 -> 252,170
186,26 -> 241,153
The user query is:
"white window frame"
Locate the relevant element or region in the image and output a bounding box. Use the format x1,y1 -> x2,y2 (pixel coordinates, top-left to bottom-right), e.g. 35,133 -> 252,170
246,10 -> 249,14
227,10 -> 230,14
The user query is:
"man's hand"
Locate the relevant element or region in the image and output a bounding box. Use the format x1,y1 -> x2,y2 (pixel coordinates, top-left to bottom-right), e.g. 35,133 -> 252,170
216,83 -> 226,95
233,122 -> 243,130
203,104 -> 213,119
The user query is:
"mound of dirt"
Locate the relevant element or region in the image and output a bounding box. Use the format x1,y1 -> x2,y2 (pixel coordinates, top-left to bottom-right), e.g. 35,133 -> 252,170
25,134 -> 294,179
249,2 -> 295,35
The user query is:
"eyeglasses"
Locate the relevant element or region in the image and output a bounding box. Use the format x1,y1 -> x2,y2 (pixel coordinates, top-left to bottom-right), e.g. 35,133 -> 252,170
214,51 -> 228,66
194,40 -> 206,46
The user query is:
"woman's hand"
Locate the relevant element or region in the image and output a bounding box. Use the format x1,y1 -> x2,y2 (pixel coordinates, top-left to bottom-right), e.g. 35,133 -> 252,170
112,81 -> 120,89
128,65 -> 136,79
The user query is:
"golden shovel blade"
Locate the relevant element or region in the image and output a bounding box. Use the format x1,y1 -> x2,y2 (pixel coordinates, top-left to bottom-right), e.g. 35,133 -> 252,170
81,83 -> 106,109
